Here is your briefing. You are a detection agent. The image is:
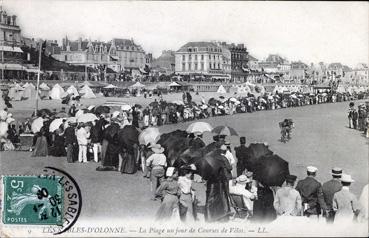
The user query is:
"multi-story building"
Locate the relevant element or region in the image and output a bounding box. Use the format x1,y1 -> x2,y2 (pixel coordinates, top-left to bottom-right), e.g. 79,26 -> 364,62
344,63 -> 368,85
151,50 -> 175,75
53,37 -> 121,73
112,38 -> 146,74
0,7 -> 24,80
289,61 -> 308,84
175,42 -> 227,80
229,43 -> 249,82
247,55 -> 259,71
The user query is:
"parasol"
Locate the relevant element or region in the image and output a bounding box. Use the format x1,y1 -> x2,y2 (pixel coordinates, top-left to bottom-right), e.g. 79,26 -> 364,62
49,118 -> 64,132
212,125 -> 238,136
253,154 -> 290,186
31,117 -> 44,133
138,127 -> 161,145
248,143 -> 273,160
172,100 -> 185,105
121,104 -> 132,111
77,113 -> 98,123
186,122 -> 213,134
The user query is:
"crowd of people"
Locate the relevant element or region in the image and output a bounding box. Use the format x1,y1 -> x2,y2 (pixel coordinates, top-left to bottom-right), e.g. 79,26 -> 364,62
0,87 -> 368,226
348,101 -> 369,137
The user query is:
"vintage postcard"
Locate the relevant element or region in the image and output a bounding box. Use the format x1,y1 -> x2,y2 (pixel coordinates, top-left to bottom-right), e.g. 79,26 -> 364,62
0,0 -> 368,237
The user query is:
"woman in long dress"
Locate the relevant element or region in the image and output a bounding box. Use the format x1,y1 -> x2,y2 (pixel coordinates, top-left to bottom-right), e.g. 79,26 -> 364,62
178,165 -> 197,222
32,126 -> 48,157
50,129 -> 66,157
155,167 -> 180,221
120,144 -> 138,174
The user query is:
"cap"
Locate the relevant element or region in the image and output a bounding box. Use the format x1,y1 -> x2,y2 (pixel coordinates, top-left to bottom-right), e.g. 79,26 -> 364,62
285,174 -> 297,183
166,167 -> 175,177
331,167 -> 343,176
307,166 -> 318,173
240,137 -> 246,144
340,174 -> 354,183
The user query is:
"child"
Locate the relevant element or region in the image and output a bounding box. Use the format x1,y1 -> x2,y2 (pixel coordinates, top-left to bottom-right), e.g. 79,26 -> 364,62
178,164 -> 197,222
155,167 -> 180,221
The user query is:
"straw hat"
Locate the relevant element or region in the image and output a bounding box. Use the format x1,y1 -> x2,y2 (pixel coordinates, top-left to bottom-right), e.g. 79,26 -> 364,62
340,174 -> 354,183
236,175 -> 249,184
307,166 -> 318,173
150,144 -> 164,154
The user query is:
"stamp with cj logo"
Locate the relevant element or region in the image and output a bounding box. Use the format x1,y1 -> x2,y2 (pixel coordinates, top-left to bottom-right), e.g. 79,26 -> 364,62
2,176 -> 63,225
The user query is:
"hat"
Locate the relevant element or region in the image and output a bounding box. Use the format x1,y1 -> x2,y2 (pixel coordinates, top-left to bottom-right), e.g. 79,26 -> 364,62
180,164 -> 196,173
166,167 -> 176,177
331,167 -> 343,176
340,174 -> 354,183
236,175 -> 249,184
307,166 -> 318,173
245,171 -> 253,178
6,117 -> 15,124
285,174 -> 297,183
194,131 -> 202,136
88,105 -> 95,111
150,144 -> 164,154
225,141 -> 231,146
220,144 -> 227,151
240,137 -> 246,144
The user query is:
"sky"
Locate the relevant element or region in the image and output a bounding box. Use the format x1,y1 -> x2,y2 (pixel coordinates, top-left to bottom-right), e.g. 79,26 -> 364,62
2,0 -> 368,67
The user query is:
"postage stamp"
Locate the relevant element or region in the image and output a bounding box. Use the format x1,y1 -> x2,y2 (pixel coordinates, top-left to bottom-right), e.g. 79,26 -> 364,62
2,176 -> 63,225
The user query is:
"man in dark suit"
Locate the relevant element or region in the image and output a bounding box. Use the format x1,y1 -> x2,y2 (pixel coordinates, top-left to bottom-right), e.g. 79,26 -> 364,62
322,167 -> 343,223
296,166 -> 327,220
64,121 -> 78,163
234,136 -> 251,176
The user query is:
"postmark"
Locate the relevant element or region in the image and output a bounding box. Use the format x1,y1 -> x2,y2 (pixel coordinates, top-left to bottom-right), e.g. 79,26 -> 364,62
2,175 -> 63,225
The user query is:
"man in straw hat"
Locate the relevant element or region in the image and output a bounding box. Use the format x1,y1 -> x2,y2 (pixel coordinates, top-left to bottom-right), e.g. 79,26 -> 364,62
296,166 -> 327,220
332,174 -> 360,223
273,175 -> 302,216
322,167 -> 343,223
229,174 -> 256,213
146,144 -> 167,200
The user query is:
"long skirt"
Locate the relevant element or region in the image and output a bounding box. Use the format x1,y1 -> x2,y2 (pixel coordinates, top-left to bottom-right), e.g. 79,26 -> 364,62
32,136 -> 48,157
179,193 -> 195,222
204,181 -> 231,222
156,194 -> 180,221
120,150 -> 137,174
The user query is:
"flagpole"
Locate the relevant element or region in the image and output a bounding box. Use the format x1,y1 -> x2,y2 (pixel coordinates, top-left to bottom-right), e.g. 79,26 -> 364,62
34,42 -> 42,116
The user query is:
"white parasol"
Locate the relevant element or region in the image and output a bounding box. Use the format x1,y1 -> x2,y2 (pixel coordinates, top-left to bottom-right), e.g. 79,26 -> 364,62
77,113 -> 98,123
31,117 -> 44,133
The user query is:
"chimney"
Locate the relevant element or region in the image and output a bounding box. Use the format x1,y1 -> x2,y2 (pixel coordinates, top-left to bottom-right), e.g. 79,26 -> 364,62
78,37 -> 82,51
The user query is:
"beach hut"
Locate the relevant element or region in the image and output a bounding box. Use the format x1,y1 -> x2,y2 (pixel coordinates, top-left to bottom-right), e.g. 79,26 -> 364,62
22,83 -> 37,100
49,84 -> 65,100
217,85 -> 227,94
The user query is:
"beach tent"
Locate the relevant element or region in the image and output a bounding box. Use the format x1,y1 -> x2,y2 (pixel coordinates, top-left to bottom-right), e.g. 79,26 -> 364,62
49,84 -> 65,100
217,85 -> 227,94
336,85 -> 346,93
9,84 -> 24,101
22,83 -> 37,100
79,85 -> 96,99
66,85 -> 79,96
39,83 -> 50,91
129,82 -> 145,89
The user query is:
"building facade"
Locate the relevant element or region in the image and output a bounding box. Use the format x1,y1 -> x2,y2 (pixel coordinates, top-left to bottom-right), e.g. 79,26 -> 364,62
229,43 -> 249,82
0,7 -> 24,79
289,61 -> 308,84
344,63 -> 369,85
112,38 -> 146,72
175,42 -> 227,80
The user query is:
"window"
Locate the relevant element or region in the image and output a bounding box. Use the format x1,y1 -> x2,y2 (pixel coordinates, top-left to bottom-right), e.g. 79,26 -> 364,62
209,55 -> 211,60
201,55 -> 204,60
195,55 -> 197,60
182,55 -> 185,61
189,54 -> 192,60
213,55 -> 216,60
201,62 -> 204,70
195,63 -> 198,70
218,63 -> 220,69
213,63 -> 216,69
209,63 -> 212,69
182,63 -> 185,71
188,63 -> 192,70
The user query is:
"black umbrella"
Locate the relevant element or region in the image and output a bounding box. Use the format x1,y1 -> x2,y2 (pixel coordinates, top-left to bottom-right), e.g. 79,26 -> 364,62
194,150 -> 224,181
134,104 -> 142,109
248,143 -> 273,160
95,105 -> 110,115
149,101 -> 159,107
208,98 -> 218,106
253,154 -> 289,186
37,108 -> 52,117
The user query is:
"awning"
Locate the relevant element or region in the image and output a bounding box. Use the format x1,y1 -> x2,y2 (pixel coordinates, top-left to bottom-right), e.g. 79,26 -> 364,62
0,46 -> 23,53
25,68 -> 40,73
0,63 -> 26,70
